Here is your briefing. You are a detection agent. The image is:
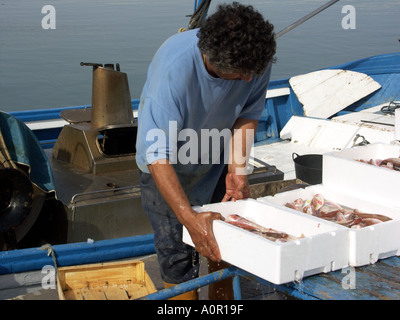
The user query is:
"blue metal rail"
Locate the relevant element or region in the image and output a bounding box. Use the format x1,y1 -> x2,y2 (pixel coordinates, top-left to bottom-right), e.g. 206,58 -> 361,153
140,266 -> 285,301
141,266 -> 242,300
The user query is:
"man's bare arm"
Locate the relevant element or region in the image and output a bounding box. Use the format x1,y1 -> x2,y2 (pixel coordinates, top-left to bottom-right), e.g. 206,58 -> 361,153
222,118 -> 257,202
148,160 -> 223,261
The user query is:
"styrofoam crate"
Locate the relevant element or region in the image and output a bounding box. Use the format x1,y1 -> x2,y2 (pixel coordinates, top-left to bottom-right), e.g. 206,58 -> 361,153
258,185 -> 400,266
323,143 -> 400,209
182,199 -> 348,285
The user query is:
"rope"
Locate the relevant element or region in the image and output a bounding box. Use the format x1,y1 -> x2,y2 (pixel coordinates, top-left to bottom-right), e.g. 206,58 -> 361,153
40,243 -> 59,277
179,0 -> 211,32
381,101 -> 400,115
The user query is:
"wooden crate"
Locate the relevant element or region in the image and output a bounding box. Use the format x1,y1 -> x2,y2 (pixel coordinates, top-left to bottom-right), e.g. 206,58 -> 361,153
57,260 -> 157,300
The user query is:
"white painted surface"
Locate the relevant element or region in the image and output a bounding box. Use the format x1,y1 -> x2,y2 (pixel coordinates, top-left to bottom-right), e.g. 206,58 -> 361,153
289,70 -> 381,118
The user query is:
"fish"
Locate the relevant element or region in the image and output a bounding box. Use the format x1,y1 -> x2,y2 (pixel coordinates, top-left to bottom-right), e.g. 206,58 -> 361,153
360,218 -> 385,226
380,157 -> 400,170
319,200 -> 343,219
293,198 -> 304,210
252,231 -> 290,243
285,198 -> 304,211
355,157 -> 400,171
311,194 -> 324,211
302,204 -> 312,214
352,209 -> 392,222
285,194 -> 392,229
225,214 -> 300,242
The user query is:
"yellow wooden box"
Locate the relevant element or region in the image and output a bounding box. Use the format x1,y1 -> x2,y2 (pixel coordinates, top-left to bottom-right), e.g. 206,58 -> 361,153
57,260 -> 157,300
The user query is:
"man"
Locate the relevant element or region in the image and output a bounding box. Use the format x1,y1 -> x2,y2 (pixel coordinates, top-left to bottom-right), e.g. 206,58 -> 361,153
136,2 -> 276,299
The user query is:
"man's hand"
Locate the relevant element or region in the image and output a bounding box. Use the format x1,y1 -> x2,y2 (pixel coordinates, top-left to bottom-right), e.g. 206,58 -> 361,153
222,172 -> 250,202
183,210 -> 224,262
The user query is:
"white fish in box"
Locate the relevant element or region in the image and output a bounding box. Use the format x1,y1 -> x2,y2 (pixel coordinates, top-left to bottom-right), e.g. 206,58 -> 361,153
182,199 -> 348,285
258,185 -> 400,266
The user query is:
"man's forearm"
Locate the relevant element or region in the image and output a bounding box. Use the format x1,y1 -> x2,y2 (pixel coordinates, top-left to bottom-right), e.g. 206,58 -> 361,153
147,159 -> 195,226
147,159 -> 223,261
229,118 -> 257,175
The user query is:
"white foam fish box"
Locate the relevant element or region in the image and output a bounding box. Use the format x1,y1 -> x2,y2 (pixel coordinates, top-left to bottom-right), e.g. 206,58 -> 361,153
182,199 -> 348,285
323,142 -> 400,209
258,185 -> 400,267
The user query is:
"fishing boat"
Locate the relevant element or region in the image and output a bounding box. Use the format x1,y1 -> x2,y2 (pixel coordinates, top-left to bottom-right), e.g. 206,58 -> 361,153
9,51 -> 400,243
1,0 -> 399,300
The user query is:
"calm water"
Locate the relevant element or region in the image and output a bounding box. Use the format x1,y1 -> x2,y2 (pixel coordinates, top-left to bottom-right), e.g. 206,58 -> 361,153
0,0 -> 399,112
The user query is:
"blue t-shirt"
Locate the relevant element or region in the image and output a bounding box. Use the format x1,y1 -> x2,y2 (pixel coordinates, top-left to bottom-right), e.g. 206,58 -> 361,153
136,29 -> 271,205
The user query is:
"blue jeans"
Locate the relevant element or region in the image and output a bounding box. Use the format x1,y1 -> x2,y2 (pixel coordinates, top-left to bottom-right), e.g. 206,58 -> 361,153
139,167 -> 227,284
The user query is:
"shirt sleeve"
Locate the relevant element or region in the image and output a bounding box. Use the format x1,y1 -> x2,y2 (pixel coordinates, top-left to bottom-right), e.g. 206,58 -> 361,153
138,81 -> 183,166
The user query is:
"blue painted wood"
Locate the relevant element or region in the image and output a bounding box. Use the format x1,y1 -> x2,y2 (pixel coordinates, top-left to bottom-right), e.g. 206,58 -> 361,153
0,233 -> 155,275
277,256 -> 400,300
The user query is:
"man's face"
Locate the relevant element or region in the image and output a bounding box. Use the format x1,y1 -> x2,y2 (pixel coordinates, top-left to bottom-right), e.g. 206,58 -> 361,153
213,69 -> 253,82
203,54 -> 253,82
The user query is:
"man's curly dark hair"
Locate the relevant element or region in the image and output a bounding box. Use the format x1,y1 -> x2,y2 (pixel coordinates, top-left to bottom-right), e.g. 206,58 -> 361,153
197,2 -> 276,76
